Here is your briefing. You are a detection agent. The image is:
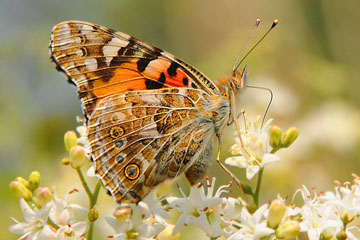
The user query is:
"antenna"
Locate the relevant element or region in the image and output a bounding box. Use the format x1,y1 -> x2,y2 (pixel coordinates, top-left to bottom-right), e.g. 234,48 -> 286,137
246,85 -> 273,128
233,19 -> 279,73
232,19 -> 261,74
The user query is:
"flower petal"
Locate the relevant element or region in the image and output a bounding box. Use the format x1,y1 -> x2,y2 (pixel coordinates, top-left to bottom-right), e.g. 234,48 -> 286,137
19,198 -> 35,221
262,153 -> 280,166
246,166 -> 260,180
225,156 -> 247,168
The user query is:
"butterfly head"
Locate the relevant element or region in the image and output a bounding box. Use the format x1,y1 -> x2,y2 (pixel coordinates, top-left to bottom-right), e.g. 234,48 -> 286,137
230,65 -> 247,92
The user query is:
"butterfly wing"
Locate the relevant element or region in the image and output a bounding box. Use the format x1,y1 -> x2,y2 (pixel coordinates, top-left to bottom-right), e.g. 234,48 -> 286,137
88,88 -> 215,203
50,21 -> 221,203
50,20 -> 220,120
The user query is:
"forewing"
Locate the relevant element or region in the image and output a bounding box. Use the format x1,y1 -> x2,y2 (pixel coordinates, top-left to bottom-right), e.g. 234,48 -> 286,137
88,88 -> 214,203
50,20 -> 220,120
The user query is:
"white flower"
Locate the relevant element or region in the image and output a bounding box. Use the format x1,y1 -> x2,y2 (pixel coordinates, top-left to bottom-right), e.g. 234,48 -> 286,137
55,222 -> 87,240
106,202 -> 166,240
9,198 -> 56,239
294,186 -> 343,240
86,166 -> 96,178
225,116 -> 280,180
75,120 -> 89,148
105,216 -> 132,240
137,193 -> 170,224
50,189 -> 88,239
167,177 -> 238,238
228,204 -> 275,240
319,182 -> 360,223
106,194 -> 167,240
301,204 -> 342,240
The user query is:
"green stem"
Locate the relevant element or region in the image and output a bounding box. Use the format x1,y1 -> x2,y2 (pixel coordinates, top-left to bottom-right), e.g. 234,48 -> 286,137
90,181 -> 101,208
88,222 -> 94,240
88,182 -> 101,240
75,168 -> 102,240
76,168 -> 93,204
252,148 -> 279,207
271,148 -> 279,154
254,168 -> 264,207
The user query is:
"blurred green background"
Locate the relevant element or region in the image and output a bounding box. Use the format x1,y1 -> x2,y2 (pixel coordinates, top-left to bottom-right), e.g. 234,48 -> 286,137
1,0 -> 360,239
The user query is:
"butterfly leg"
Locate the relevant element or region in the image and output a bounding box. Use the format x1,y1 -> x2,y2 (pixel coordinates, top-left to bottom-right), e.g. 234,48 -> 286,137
215,135 -> 243,190
232,109 -> 254,159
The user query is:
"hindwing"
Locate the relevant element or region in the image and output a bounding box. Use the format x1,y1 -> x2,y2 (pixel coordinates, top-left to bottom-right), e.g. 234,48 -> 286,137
88,88 -> 214,203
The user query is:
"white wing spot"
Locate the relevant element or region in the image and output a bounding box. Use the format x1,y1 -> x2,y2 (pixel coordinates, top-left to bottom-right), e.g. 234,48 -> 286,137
75,37 -> 81,44
84,58 -> 98,71
105,57 -> 113,66
112,112 -> 126,122
58,24 -> 71,36
81,24 -> 94,32
103,38 -> 128,66
140,94 -> 161,105
111,37 -> 129,46
76,49 -> 84,56
139,123 -> 159,137
66,62 -> 80,74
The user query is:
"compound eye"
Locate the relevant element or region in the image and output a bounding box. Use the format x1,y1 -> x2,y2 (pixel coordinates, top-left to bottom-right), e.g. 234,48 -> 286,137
232,76 -> 243,90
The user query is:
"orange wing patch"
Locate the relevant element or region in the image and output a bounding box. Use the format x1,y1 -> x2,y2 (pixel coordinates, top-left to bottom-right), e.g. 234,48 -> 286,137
142,59 -> 189,88
91,60 -> 190,109
91,62 -> 146,98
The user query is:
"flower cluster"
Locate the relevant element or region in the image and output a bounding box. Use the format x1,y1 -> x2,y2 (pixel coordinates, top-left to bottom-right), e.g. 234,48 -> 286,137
105,194 -> 169,240
294,177 -> 360,240
9,116 -> 360,239
9,175 -> 88,240
167,177 -> 240,238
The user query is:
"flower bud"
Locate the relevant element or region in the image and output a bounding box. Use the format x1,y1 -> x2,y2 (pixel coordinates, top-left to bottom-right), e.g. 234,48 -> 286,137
62,157 -> 70,165
64,131 -> 78,152
269,125 -> 282,149
69,146 -> 86,169
341,212 -> 355,225
240,182 -> 254,196
281,127 -> 299,148
275,220 -> 300,239
35,187 -> 53,207
28,171 -> 41,191
88,208 -> 99,222
15,177 -> 29,188
9,181 -> 33,200
336,231 -> 347,240
321,229 -> 336,240
247,203 -> 258,214
113,206 -> 132,221
267,199 -> 286,229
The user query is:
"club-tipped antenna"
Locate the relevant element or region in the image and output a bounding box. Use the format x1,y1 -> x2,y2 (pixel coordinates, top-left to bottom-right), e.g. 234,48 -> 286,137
232,19 -> 261,74
246,85 -> 273,128
233,19 -> 279,73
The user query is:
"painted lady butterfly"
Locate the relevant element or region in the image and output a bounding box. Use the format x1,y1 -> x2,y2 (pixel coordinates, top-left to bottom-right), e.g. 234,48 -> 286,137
50,20 -> 276,204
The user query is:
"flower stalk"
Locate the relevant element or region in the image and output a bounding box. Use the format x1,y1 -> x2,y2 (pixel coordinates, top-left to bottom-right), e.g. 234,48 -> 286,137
75,169 -> 102,240
254,168 -> 264,207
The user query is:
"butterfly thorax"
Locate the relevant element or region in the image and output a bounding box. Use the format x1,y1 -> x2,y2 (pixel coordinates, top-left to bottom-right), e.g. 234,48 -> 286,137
211,83 -> 232,136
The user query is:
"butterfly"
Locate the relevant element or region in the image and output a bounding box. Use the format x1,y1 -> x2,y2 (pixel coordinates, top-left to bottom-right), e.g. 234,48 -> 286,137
50,20 -> 251,204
